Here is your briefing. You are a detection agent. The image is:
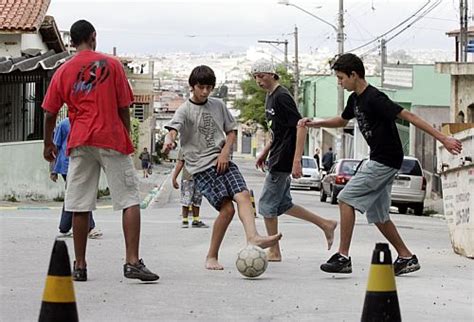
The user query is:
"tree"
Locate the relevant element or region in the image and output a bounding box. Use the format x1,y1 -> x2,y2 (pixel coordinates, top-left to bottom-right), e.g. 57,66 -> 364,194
234,65 -> 294,131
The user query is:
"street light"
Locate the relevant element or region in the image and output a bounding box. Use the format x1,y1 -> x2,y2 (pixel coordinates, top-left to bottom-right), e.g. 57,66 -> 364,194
278,0 -> 346,159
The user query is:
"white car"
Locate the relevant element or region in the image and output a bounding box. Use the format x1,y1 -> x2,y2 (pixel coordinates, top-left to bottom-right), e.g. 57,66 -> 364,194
391,156 -> 427,215
290,156 -> 321,190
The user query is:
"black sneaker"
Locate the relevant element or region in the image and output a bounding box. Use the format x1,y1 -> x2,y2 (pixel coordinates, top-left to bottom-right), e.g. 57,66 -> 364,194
320,253 -> 352,273
124,259 -> 159,281
181,221 -> 189,228
393,255 -> 420,276
72,262 -> 87,282
191,220 -> 209,228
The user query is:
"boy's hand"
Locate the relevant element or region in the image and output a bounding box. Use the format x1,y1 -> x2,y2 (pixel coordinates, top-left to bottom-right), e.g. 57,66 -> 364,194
291,160 -> 302,179
172,178 -> 179,189
255,153 -> 266,170
442,136 -> 463,155
215,153 -> 229,174
297,117 -> 312,128
50,173 -> 58,182
43,143 -> 57,162
161,136 -> 175,154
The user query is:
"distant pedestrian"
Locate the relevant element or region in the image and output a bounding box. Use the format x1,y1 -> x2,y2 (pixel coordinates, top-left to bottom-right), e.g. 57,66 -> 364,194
313,147 -> 320,169
139,147 -> 151,178
251,59 -> 337,262
296,53 -> 462,276
42,19 -> 159,282
162,65 -> 281,270
50,117 -> 102,239
171,149 -> 209,228
322,147 -> 334,172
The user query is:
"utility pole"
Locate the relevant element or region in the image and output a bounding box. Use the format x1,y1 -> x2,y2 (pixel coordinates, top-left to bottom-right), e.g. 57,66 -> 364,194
459,0 -> 468,62
380,38 -> 387,85
257,39 -> 289,69
336,0 -> 345,159
294,25 -> 299,103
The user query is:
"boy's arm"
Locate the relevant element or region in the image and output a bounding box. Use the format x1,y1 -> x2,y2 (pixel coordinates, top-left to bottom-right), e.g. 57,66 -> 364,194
256,140 -> 272,170
298,116 -> 348,129
172,160 -> 184,189
291,126 -> 307,179
118,107 -> 131,133
397,110 -> 462,155
43,111 -> 58,162
216,130 -> 236,174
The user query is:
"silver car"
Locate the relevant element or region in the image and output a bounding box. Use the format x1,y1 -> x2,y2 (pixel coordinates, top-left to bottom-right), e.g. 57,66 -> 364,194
290,156 -> 321,190
391,156 -> 426,215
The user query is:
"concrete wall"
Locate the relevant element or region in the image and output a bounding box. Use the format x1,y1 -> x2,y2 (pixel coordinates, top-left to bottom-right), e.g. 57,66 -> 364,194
0,34 -> 21,57
0,141 -> 107,201
21,33 -> 48,52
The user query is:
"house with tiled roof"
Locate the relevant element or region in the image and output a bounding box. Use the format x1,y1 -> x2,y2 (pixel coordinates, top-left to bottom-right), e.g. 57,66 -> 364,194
0,0 -> 73,200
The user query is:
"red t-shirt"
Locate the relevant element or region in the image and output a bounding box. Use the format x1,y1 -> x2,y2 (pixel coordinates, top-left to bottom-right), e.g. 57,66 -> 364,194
42,50 -> 134,155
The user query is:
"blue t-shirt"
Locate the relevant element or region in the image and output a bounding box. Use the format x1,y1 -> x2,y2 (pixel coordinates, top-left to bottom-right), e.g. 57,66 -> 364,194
52,118 -> 70,175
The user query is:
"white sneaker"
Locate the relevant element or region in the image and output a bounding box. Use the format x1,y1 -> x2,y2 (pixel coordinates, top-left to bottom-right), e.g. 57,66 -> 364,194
57,231 -> 73,238
88,229 -> 103,239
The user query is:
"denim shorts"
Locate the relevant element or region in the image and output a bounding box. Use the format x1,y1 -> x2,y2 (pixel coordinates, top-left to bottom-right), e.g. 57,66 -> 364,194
337,160 -> 398,224
258,171 -> 294,218
193,161 -> 248,211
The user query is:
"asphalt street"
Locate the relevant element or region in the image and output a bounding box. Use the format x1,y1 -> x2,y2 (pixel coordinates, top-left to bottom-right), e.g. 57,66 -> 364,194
0,159 -> 472,321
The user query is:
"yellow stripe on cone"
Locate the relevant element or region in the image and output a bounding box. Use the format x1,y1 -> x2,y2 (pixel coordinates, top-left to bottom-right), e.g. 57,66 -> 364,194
361,243 -> 401,322
42,276 -> 76,303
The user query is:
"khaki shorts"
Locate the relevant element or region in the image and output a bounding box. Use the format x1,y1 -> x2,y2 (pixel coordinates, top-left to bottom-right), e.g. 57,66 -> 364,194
65,146 -> 140,212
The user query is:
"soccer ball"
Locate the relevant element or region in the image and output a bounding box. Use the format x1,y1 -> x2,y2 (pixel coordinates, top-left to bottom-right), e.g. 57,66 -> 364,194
235,245 -> 268,278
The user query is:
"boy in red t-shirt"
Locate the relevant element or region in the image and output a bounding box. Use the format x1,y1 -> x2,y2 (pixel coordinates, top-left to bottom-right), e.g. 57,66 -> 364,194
42,20 -> 158,282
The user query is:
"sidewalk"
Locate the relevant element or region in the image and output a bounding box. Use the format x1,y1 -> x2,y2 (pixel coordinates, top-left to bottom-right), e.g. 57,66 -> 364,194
0,162 -> 174,210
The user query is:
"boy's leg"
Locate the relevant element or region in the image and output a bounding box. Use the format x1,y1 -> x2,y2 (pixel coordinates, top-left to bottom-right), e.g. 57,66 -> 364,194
338,201 -> 356,256
206,199 -> 235,270
374,220 -> 412,257
88,212 -> 95,230
263,217 -> 281,261
72,212 -> 90,269
181,206 -> 190,228
233,190 -> 282,249
122,205 -> 140,264
59,206 -> 73,233
285,205 -> 337,250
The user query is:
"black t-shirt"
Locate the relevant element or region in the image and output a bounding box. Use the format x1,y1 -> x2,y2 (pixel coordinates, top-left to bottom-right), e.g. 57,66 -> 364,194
341,85 -> 404,169
265,85 -> 302,172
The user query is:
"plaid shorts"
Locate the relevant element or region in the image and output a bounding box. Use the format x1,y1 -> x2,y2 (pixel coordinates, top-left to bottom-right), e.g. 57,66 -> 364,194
180,179 -> 202,207
194,161 -> 248,211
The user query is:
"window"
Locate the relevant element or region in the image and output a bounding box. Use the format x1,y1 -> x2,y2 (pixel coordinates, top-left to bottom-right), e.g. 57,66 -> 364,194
399,159 -> 422,176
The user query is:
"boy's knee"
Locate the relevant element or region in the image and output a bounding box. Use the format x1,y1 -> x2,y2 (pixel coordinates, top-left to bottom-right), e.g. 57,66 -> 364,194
220,200 -> 235,217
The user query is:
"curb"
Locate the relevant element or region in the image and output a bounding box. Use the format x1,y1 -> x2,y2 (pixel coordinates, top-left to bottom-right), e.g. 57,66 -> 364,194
140,171 -> 171,209
0,205 -> 113,211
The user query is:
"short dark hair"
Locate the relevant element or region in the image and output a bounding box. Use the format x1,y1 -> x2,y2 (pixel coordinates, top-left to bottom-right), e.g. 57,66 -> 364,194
331,53 -> 365,79
70,20 -> 95,47
188,65 -> 216,88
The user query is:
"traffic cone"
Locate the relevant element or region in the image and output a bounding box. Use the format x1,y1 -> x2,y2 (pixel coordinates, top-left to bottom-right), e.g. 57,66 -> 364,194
39,240 -> 78,322
361,243 -> 401,322
249,189 -> 257,217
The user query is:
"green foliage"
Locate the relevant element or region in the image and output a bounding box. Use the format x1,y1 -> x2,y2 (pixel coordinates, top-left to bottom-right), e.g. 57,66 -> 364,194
5,194 -> 17,202
235,65 -> 295,131
131,117 -> 140,152
154,128 -> 168,162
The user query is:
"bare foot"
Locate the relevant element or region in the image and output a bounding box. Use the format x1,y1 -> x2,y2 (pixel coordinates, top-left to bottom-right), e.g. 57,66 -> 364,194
205,257 -> 224,270
249,233 -> 282,249
324,220 -> 338,250
267,251 -> 282,262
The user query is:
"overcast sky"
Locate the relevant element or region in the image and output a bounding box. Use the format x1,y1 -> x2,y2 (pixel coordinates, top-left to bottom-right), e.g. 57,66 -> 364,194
46,0 -> 468,55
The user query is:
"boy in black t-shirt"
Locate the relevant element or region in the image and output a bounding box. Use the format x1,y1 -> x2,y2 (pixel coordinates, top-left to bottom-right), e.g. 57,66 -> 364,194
251,59 -> 337,262
296,53 -> 462,275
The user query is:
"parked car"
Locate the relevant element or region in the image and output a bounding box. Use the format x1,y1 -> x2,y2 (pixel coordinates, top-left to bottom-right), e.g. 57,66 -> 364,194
320,159 -> 361,204
357,156 -> 427,215
290,156 -> 321,190
391,156 -> 426,215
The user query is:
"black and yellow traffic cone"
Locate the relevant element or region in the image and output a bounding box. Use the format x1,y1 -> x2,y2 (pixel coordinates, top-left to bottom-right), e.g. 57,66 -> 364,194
361,243 -> 401,322
39,240 -> 78,322
250,189 -> 257,217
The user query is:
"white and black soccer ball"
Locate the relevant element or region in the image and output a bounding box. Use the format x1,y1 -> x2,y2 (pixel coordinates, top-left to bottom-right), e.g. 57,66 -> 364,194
235,245 -> 268,278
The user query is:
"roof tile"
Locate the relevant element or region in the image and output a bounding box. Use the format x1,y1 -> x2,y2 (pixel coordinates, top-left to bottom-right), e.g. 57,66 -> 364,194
0,0 -> 51,32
